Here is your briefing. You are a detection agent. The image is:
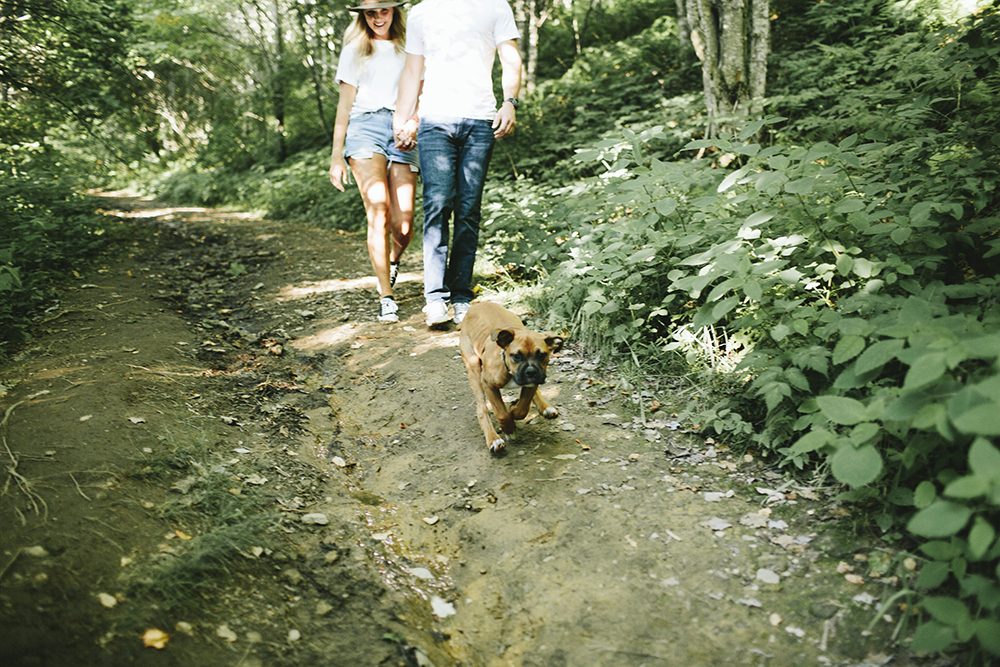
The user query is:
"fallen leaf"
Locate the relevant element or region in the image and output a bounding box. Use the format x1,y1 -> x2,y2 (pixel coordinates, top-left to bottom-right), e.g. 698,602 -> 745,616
142,628 -> 170,649
422,516 -> 439,525
97,593 -> 117,608
174,530 -> 192,540
216,625 -> 237,642
625,535 -> 638,548
331,456 -> 348,468
80,415 -> 93,422
845,573 -> 865,585
837,561 -> 854,573
553,454 -> 577,460
128,417 -> 146,424
769,613 -> 782,627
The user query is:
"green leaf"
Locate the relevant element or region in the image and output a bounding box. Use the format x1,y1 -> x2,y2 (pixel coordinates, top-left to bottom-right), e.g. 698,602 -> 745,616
903,351 -> 947,390
968,518 -> 996,560
953,401 -> 1000,436
784,177 -> 815,194
922,596 -> 971,627
789,429 -> 833,455
817,395 -> 867,425
975,619 -> 1000,655
943,475 -> 988,500
654,198 -> 678,216
916,560 -> 950,589
849,422 -> 880,446
835,198 -> 866,214
830,444 -> 883,488
855,339 -> 905,375
914,481 -> 937,508
909,621 -> 955,653
908,500 -> 973,538
969,437 -> 1000,477
832,335 -> 866,365
920,541 -> 962,561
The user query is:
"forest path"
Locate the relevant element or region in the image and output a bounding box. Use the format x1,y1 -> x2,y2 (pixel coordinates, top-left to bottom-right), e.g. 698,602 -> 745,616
0,197 -> 922,667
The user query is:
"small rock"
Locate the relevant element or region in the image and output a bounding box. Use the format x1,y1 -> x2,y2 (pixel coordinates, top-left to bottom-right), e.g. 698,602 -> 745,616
737,597 -> 762,608
809,601 -> 840,619
430,596 -> 456,618
756,568 -> 781,585
700,517 -> 732,532
853,592 -> 877,606
97,593 -> 117,608
302,513 -> 329,525
282,569 -> 304,586
24,546 -> 49,558
422,516 -> 439,525
288,629 -> 301,642
316,601 -> 333,616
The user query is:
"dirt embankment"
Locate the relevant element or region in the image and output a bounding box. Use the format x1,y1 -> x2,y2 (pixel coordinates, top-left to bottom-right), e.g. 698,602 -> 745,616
0,198 -> 936,667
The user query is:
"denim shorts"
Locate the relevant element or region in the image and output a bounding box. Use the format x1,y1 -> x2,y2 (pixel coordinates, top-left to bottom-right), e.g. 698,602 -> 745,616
344,109 -> 419,171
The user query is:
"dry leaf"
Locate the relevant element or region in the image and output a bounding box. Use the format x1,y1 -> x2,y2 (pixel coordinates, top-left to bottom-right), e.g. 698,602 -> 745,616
142,628 -> 170,649
174,530 -> 193,540
845,574 -> 865,585
97,593 -> 117,608
129,417 -> 146,424
423,516 -> 439,525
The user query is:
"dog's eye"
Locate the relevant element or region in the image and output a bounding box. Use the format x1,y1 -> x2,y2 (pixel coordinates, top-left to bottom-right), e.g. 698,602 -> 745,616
511,353 -> 524,363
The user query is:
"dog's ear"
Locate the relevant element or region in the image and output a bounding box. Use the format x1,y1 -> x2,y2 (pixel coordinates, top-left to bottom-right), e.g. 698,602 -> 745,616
545,334 -> 565,354
491,328 -> 515,349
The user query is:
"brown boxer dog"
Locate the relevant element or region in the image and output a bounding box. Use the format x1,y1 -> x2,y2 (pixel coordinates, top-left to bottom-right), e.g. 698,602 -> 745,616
458,302 -> 565,453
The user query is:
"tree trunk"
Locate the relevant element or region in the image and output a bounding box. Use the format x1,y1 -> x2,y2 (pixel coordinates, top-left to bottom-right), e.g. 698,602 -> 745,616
680,0 -> 769,136
271,0 -> 287,162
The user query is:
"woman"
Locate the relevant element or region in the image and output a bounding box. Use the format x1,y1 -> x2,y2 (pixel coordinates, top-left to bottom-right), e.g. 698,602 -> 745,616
330,0 -> 419,323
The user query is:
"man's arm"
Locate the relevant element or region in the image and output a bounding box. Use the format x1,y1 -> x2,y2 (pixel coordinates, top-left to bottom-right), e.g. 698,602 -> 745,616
394,53 -> 424,145
493,39 -> 522,138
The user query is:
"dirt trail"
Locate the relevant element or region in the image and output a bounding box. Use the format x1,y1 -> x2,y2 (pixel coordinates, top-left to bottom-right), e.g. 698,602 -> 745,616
0,198 -> 931,666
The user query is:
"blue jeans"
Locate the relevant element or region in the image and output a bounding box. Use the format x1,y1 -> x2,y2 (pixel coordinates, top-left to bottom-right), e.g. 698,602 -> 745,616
417,116 -> 496,305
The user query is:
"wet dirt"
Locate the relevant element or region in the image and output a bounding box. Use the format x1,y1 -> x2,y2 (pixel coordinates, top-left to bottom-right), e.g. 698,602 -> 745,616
0,196 -> 941,666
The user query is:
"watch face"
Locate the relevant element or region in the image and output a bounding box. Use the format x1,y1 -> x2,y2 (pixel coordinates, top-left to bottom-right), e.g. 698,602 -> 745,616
508,97 -> 519,109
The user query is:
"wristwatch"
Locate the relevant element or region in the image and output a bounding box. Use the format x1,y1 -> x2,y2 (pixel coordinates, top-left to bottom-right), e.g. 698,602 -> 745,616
505,97 -> 519,110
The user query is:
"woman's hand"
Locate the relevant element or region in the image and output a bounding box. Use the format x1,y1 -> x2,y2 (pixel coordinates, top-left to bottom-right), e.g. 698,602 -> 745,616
394,117 -> 418,151
330,156 -> 349,192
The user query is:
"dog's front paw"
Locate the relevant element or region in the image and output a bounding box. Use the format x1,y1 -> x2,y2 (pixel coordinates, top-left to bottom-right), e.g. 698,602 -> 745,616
542,407 -> 559,419
498,415 -> 516,434
489,437 -> 506,453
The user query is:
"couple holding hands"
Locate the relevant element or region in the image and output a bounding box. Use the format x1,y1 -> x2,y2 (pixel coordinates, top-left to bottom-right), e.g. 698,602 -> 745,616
329,0 -> 522,326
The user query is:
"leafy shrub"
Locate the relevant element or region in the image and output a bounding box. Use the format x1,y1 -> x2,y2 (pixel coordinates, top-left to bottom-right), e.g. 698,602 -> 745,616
0,146 -> 111,354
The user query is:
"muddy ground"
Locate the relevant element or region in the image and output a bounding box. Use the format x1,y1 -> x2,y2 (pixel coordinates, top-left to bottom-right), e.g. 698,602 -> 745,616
0,196 -> 947,666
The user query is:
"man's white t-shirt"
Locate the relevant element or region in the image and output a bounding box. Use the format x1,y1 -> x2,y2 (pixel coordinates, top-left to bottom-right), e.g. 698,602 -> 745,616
406,0 -> 519,121
336,40 -> 406,118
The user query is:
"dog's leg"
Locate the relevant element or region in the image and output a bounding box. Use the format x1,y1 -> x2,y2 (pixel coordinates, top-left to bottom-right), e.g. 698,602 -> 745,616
509,386 -> 536,420
532,389 -> 559,420
486,386 -> 515,436
463,357 -> 506,452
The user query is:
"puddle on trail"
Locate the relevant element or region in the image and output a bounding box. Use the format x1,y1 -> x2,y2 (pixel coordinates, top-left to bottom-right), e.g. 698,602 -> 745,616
295,340 -> 909,667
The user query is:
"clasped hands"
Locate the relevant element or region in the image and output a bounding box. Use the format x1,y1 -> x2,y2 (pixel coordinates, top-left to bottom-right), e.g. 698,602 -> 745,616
393,116 -> 418,151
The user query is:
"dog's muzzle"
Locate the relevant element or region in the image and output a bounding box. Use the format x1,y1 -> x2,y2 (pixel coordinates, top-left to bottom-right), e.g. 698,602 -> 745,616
513,362 -> 546,387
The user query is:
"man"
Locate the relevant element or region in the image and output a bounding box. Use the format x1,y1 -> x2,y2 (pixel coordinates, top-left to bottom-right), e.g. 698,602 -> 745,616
393,0 -> 522,327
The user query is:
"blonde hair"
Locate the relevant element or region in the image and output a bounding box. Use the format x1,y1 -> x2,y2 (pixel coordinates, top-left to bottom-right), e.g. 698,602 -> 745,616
343,7 -> 406,60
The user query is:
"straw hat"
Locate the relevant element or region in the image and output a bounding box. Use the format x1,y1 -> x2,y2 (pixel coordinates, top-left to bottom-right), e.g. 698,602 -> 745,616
347,0 -> 403,11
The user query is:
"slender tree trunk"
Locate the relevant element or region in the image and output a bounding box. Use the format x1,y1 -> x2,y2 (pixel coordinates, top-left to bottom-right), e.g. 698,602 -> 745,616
680,0 -> 769,136
526,0 -> 540,93
292,5 -> 331,138
271,0 -> 287,162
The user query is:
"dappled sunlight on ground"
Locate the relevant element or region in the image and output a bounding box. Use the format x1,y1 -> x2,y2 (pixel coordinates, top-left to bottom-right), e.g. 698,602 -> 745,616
274,271 -> 421,302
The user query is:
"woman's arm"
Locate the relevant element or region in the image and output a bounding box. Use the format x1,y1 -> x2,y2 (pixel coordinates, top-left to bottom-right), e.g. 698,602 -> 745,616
330,82 -> 358,192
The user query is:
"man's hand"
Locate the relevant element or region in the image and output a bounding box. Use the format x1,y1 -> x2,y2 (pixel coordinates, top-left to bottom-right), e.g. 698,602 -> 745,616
394,117 -> 418,151
492,102 -> 516,138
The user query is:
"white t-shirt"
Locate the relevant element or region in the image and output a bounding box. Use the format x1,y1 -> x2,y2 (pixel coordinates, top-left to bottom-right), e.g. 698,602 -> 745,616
336,40 -> 406,118
406,0 -> 519,120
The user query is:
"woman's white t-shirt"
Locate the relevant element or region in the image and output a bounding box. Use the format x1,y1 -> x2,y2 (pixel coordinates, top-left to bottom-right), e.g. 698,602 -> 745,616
335,40 -> 406,118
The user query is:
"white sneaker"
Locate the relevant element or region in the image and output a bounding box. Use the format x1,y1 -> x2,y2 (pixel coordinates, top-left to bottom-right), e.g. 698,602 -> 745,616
378,296 -> 399,323
453,302 -> 471,325
423,300 -> 450,327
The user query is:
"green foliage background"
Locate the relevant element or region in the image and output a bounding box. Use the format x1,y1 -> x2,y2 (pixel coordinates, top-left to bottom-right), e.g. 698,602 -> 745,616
3,0 -> 1000,658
